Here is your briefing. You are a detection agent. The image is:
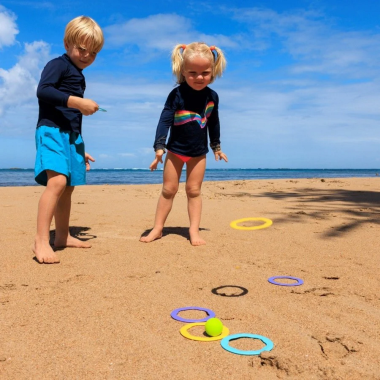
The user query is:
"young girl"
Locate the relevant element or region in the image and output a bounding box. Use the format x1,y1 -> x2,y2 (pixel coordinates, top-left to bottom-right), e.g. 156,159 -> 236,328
140,42 -> 228,246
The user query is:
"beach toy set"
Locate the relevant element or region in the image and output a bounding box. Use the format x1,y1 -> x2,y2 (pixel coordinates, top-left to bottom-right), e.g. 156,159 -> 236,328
171,306 -> 274,356
170,217 -> 304,356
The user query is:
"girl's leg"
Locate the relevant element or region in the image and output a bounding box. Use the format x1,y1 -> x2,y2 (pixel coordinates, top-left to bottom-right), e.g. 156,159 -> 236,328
185,155 -> 206,246
140,152 -> 184,242
34,170 -> 67,263
54,186 -> 92,248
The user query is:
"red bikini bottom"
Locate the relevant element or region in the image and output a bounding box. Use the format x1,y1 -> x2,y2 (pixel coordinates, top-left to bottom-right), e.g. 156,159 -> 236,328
168,151 -> 192,163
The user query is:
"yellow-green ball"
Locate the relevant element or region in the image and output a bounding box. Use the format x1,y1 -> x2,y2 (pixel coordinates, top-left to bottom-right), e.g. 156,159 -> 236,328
205,318 -> 223,337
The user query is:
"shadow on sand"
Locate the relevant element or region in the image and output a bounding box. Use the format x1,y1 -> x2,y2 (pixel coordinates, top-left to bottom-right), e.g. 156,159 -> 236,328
140,226 -> 209,241
49,226 -> 97,246
219,186 -> 380,237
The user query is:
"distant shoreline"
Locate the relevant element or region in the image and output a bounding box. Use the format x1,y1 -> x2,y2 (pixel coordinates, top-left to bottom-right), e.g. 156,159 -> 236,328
0,168 -> 379,187
1,167 -> 380,171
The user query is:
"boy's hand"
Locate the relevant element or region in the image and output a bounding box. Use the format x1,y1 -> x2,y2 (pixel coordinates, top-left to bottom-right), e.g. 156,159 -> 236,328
149,150 -> 164,171
85,152 -> 95,171
214,151 -> 228,162
78,99 -> 99,116
67,96 -> 99,115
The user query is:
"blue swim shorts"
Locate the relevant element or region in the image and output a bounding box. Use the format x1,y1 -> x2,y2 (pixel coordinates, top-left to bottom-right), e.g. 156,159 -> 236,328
34,126 -> 86,186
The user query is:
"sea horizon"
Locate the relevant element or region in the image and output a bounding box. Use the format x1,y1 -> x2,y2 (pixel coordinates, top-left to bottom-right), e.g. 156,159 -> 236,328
1,168 -> 379,187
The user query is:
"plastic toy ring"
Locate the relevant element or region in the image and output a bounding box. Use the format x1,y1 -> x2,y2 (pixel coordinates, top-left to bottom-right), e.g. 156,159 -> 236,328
221,333 -> 274,355
211,285 -> 248,297
170,306 -> 216,323
180,322 -> 230,341
268,276 -> 304,286
230,218 -> 273,231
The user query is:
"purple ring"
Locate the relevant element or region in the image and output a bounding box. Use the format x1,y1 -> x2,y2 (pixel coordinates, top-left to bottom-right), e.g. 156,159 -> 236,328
170,306 -> 216,323
268,276 -> 304,286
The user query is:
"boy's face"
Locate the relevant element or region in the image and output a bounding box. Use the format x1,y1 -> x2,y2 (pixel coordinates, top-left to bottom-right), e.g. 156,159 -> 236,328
64,41 -> 97,70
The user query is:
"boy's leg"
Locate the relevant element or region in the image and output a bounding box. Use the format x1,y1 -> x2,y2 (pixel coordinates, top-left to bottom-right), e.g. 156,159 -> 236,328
34,170 -> 67,263
54,186 -> 92,248
185,155 -> 206,246
140,152 -> 183,242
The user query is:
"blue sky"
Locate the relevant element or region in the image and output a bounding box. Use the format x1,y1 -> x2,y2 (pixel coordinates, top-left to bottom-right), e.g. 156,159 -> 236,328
1,0 -> 380,169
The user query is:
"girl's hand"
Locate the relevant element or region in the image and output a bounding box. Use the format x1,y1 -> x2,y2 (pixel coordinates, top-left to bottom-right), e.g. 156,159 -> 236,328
149,149 -> 164,171
85,152 -> 95,171
214,151 -> 228,162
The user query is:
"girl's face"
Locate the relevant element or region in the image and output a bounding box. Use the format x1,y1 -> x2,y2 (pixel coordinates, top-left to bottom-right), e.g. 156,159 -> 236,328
182,55 -> 213,91
64,41 -> 97,70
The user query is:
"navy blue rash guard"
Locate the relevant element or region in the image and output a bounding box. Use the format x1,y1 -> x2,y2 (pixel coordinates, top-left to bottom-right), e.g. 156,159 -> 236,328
153,82 -> 221,157
36,54 -> 86,134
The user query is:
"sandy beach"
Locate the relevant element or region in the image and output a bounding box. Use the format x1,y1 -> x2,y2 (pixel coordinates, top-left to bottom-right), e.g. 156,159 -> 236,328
0,178 -> 379,380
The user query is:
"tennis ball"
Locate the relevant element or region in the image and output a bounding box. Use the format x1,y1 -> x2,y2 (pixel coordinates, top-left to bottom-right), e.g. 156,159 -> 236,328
205,318 -> 223,337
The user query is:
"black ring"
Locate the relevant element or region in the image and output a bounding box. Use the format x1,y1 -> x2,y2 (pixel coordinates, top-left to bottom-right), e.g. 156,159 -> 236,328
211,285 -> 248,297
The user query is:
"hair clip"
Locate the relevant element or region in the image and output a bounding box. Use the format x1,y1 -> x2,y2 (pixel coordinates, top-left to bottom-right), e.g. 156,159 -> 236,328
209,46 -> 216,51
181,44 -> 186,50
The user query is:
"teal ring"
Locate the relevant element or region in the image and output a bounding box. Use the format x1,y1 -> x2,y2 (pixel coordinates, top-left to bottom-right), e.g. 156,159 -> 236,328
221,333 -> 274,356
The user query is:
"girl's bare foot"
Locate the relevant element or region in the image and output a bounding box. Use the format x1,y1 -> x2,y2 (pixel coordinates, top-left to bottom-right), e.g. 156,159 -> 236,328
54,235 -> 92,249
32,242 -> 60,264
189,229 -> 206,246
140,228 -> 163,243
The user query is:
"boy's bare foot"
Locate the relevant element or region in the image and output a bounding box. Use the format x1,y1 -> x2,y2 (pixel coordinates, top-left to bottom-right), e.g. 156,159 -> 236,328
54,235 -> 92,249
139,228 -> 162,243
189,229 -> 206,246
32,242 -> 60,264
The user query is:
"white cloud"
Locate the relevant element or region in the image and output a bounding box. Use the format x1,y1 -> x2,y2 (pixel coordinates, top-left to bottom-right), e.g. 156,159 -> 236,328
118,153 -> 135,157
0,41 -> 50,118
232,8 -> 380,77
0,6 -> 19,48
105,13 -> 239,52
218,78 -> 380,145
139,147 -> 154,155
105,14 -> 193,49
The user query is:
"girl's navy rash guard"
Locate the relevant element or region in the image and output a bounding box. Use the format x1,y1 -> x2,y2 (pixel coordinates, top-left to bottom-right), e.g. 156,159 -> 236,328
153,81 -> 221,157
36,54 -> 85,134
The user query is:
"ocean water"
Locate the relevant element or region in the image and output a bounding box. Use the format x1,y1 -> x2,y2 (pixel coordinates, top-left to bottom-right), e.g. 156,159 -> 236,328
0,168 -> 379,187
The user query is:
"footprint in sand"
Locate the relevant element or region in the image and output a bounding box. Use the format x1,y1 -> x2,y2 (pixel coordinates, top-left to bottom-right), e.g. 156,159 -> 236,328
257,352 -> 300,376
291,287 -> 335,297
312,334 -> 360,360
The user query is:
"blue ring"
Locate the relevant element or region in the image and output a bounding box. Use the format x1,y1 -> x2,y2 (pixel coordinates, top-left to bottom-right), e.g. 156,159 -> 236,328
268,276 -> 304,286
170,306 -> 216,323
221,333 -> 274,356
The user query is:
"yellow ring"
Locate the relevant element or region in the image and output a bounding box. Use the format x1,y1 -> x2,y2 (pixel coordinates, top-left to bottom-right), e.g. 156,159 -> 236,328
230,217 -> 273,231
180,322 -> 230,341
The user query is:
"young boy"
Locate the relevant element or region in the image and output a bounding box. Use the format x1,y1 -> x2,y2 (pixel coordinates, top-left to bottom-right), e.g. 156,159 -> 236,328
33,16 -> 104,264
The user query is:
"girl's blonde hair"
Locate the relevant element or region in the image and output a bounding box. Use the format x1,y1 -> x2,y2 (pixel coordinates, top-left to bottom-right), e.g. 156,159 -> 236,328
64,16 -> 104,53
171,42 -> 226,84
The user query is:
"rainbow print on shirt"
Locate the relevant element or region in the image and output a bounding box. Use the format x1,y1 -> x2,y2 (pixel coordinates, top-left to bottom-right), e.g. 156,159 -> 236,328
174,101 -> 214,129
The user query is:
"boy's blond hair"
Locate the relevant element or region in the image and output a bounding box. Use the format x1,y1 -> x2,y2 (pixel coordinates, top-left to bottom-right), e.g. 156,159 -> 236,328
64,16 -> 104,53
171,42 -> 226,84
